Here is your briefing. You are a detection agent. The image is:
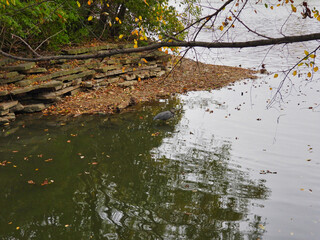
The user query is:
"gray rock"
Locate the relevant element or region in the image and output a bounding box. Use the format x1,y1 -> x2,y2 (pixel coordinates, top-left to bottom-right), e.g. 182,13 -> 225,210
22,103 -> 46,113
9,103 -> 24,113
0,101 -> 19,111
0,62 -> 35,71
0,109 -> 9,116
118,81 -> 138,87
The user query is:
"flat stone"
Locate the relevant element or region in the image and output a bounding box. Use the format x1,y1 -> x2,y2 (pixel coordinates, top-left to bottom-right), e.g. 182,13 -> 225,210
0,72 -> 25,84
10,86 -> 38,95
103,59 -> 120,65
22,67 -> 47,74
9,103 -> 24,113
22,103 -> 46,113
0,90 -> 9,97
57,70 -> 95,82
124,74 -> 137,81
1,62 -> 36,71
0,71 -> 19,79
37,80 -> 64,90
62,44 -> 118,55
0,101 -> 18,110
156,70 -> 166,77
15,67 -> 87,87
100,65 -> 119,73
37,85 -> 81,100
0,109 -> 9,116
0,113 -> 15,124
117,81 -> 138,87
82,81 -> 93,88
108,77 -> 120,83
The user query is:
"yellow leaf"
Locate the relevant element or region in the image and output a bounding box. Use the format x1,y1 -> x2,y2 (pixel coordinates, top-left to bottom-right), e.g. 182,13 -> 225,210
134,44 -> 138,48
119,19 -> 122,24
108,21 -> 112,27
298,62 -> 303,66
274,73 -> 278,78
119,34 -> 124,39
115,17 -> 119,21
16,227 -> 20,230
143,0 -> 149,6
141,58 -> 148,63
139,16 -> 142,21
292,70 -> 297,76
304,50 -> 309,55
88,16 -> 93,21
76,1 -> 81,7
135,17 -> 139,22
310,54 -> 316,58
291,4 -> 296,13
307,72 -> 311,78
314,66 -> 319,72
317,16 -> 320,21
87,0 -> 91,5
219,25 -> 224,31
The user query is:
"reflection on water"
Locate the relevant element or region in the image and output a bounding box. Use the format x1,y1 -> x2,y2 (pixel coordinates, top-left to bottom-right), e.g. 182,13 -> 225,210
1,1 -> 320,239
0,100 -> 269,239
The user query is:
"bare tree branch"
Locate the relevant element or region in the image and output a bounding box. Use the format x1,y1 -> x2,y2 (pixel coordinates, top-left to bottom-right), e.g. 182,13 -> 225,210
1,32 -> 320,62
11,34 -> 41,57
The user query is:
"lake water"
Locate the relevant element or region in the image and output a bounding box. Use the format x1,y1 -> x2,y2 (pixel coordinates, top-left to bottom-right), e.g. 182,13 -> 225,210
1,1 -> 320,239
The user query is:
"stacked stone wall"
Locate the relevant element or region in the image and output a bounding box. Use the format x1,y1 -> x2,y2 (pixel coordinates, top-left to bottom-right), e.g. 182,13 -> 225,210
0,44 -> 171,125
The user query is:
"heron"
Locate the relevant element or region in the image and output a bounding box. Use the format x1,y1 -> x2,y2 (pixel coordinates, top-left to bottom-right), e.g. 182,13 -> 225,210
153,108 -> 176,121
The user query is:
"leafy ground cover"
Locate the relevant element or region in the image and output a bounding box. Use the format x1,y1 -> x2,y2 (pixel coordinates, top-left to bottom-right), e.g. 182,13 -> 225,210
43,58 -> 257,116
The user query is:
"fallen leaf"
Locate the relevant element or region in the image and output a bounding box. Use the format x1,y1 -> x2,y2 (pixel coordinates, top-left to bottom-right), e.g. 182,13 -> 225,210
27,180 -> 36,185
41,179 -> 49,186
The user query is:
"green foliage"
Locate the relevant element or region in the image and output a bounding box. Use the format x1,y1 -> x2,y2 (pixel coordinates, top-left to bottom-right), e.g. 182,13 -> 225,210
0,0 -> 85,51
0,0 -> 201,52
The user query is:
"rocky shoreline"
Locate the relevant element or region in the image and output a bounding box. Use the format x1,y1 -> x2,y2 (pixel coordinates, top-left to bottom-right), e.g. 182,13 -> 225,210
0,43 -> 171,125
1,43 -> 257,126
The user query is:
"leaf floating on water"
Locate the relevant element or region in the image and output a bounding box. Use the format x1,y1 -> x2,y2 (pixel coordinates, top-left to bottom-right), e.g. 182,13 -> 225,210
27,180 -> 35,185
45,158 -> 53,162
91,162 -> 98,165
41,179 -> 49,186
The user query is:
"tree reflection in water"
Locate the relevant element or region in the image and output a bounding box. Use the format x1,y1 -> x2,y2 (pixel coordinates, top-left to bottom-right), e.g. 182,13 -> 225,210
0,101 -> 269,239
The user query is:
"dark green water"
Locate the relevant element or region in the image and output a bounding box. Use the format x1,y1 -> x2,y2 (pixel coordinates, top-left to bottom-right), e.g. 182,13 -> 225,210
0,100 -> 268,240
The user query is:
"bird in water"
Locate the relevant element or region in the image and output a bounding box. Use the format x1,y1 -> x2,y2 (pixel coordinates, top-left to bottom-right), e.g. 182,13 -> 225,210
153,108 -> 176,121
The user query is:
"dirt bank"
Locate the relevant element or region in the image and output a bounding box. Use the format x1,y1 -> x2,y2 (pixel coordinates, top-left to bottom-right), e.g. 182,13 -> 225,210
43,57 -> 257,116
